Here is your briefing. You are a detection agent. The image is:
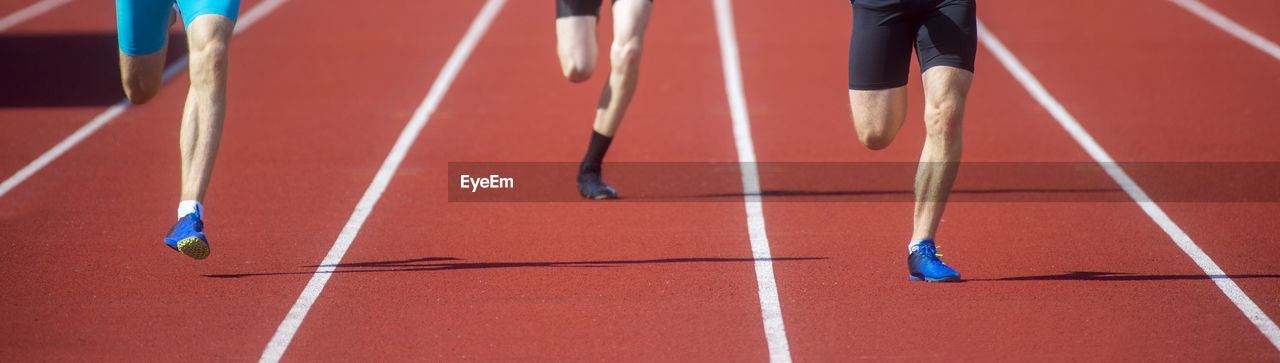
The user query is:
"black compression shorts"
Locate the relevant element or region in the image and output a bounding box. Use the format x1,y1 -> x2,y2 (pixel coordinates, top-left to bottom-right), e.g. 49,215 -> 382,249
556,0 -> 609,18
556,0 -> 651,18
848,0 -> 977,90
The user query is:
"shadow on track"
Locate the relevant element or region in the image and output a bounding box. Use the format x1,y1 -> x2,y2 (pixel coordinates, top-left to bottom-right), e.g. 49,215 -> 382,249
205,256 -> 827,278
968,271 -> 1280,282
688,187 -> 1124,200
0,32 -> 187,107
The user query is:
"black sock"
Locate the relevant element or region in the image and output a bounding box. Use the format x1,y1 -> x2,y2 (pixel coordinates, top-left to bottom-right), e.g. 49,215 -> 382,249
579,131 -> 612,176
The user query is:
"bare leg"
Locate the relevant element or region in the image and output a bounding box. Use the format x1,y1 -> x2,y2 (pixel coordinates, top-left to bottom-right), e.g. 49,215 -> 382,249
574,0 -> 653,199
910,66 -> 973,242
556,16 -> 598,82
591,0 -> 651,137
179,14 -> 234,202
848,86 -> 908,150
119,49 -> 167,104
118,6 -> 177,104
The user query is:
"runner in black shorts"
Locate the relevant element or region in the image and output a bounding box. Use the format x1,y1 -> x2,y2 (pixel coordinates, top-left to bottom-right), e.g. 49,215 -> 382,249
845,0 -> 976,282
555,0 -> 654,199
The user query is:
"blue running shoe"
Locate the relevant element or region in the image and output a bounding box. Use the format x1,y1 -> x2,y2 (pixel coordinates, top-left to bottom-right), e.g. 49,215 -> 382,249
908,239 -> 959,282
164,213 -> 209,260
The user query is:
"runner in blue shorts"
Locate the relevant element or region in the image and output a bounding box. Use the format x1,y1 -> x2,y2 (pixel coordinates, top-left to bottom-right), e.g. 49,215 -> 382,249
115,0 -> 240,260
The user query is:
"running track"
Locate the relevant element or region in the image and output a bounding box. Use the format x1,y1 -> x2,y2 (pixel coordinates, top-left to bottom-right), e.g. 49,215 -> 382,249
1,0 -> 1277,360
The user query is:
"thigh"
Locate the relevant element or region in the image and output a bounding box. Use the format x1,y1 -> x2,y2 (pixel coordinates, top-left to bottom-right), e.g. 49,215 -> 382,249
556,15 -> 596,44
610,0 -> 652,43
116,0 -> 173,56
557,0 -> 604,18
848,0 -> 917,90
556,16 -> 597,59
176,0 -> 239,28
849,86 -> 908,132
914,0 -> 976,74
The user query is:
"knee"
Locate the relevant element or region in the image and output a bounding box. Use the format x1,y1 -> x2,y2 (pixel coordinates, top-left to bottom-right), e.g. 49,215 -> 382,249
924,100 -> 965,141
562,59 -> 595,83
184,38 -> 228,89
121,70 -> 161,104
609,40 -> 643,73
189,36 -> 229,70
857,128 -> 896,150
123,81 -> 159,104
186,17 -> 233,75
850,111 -> 904,150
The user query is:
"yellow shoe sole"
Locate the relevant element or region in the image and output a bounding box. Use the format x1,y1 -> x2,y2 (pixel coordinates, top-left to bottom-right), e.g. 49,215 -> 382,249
175,236 -> 210,260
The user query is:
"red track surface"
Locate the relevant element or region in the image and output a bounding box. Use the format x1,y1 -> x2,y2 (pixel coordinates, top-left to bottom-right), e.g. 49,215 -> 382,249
1,0 -> 1277,360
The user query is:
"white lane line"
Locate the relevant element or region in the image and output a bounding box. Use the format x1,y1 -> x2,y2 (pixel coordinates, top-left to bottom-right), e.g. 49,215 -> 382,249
977,19 -> 1280,352
0,0 -> 289,201
256,0 -> 506,361
711,0 -> 791,361
0,0 -> 69,32
1168,0 -> 1280,62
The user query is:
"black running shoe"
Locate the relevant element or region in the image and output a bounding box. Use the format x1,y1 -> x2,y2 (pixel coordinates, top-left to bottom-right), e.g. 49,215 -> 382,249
577,166 -> 617,199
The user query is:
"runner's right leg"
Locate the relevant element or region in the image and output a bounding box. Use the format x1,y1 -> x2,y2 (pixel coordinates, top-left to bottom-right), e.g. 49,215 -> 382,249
117,0 -> 175,104
555,1 -> 598,82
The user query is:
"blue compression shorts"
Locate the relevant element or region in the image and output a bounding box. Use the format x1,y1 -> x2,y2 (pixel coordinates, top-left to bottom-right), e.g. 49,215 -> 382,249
116,0 -> 240,56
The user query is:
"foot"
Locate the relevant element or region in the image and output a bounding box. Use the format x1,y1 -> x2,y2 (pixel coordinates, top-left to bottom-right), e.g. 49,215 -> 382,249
576,168 -> 617,200
907,240 -> 959,282
164,213 -> 210,259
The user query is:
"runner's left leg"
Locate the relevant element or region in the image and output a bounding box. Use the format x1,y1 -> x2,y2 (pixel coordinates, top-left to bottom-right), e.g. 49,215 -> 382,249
590,0 -> 651,138
163,0 -> 239,259
576,0 -> 652,199
178,13 -> 234,204
911,66 -> 971,242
